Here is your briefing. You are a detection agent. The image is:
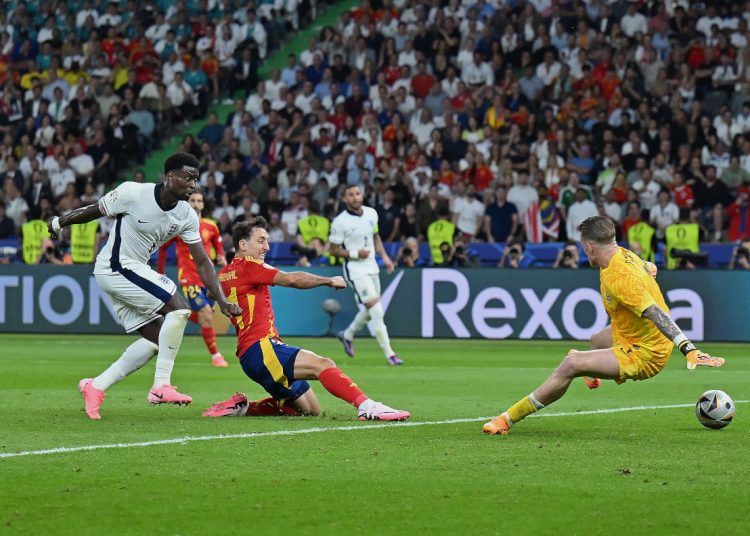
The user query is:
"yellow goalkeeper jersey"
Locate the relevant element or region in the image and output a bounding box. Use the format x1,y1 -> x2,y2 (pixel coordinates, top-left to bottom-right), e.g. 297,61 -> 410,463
599,247 -> 673,356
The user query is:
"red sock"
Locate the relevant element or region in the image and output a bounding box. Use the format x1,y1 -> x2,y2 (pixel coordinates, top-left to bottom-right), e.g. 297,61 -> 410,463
189,312 -> 199,324
201,327 -> 219,355
245,397 -> 301,417
318,367 -> 368,407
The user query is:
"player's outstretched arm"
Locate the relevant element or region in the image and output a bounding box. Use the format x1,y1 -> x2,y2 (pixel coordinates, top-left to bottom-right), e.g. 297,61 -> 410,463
274,271 -> 346,290
642,304 -> 725,370
47,204 -> 103,238
187,241 -> 242,317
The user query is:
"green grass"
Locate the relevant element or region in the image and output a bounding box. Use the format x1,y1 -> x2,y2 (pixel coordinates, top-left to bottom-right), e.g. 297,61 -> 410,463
1,335 -> 748,535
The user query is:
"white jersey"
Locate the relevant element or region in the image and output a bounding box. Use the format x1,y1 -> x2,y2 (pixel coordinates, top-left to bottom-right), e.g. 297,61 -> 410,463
329,206 -> 380,278
94,182 -> 201,274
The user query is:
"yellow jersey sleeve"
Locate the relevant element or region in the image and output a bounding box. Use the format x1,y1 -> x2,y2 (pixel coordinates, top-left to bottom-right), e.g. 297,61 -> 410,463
605,273 -> 657,317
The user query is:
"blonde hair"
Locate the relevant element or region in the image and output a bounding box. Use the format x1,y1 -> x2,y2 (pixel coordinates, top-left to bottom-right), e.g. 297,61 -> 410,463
578,216 -> 616,245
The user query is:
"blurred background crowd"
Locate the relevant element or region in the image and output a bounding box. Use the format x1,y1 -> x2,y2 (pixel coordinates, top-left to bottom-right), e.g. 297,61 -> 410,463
2,0 -> 750,269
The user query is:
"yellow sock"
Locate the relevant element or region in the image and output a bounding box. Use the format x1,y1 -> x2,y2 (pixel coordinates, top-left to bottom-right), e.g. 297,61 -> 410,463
506,394 -> 545,424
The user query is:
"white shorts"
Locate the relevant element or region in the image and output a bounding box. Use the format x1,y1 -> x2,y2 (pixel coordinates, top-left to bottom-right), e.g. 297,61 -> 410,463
344,273 -> 381,304
95,265 -> 176,332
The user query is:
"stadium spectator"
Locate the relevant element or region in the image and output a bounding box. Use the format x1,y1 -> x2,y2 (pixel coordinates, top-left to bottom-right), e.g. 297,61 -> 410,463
0,202 -> 16,238
3,0 -> 750,270
567,188 -> 599,242
728,239 -> 750,270
553,241 -> 581,269
395,236 -> 425,268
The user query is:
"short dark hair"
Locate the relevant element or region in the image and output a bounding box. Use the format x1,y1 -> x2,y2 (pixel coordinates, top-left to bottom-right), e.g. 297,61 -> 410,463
578,216 -> 616,245
164,152 -> 200,174
232,216 -> 268,250
342,184 -> 361,195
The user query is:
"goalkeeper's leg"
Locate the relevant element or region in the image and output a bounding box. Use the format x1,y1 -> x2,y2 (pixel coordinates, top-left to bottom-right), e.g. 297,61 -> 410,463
583,325 -> 613,389
484,348 -> 620,435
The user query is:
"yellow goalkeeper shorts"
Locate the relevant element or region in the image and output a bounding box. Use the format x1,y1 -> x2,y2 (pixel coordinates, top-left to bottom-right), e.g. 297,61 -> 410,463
613,344 -> 671,384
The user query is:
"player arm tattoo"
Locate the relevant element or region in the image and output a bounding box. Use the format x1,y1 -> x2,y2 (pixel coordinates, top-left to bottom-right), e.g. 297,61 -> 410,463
641,304 -> 682,341
61,204 -> 103,227
49,203 -> 104,237
188,241 -> 229,303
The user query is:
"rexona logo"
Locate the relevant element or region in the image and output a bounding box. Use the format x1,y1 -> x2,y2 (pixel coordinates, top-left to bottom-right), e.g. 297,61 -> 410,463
416,269 -> 704,341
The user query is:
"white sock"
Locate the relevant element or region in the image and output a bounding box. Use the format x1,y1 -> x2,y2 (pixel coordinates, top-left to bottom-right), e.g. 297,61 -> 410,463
528,392 -> 546,409
153,309 -> 190,388
501,411 -> 514,428
368,302 -> 394,358
344,307 -> 370,340
92,338 -> 159,391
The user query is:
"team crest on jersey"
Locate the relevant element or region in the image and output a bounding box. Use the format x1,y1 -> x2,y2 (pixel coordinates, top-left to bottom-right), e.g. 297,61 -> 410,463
106,190 -> 119,203
158,275 -> 172,286
166,223 -> 179,236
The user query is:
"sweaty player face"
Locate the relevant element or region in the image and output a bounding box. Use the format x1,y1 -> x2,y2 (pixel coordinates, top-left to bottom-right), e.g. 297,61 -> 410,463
168,167 -> 199,199
188,192 -> 204,215
343,187 -> 363,211
242,227 -> 271,260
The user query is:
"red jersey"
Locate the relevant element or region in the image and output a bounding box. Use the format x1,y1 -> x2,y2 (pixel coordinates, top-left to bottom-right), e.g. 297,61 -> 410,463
671,184 -> 694,209
158,218 -> 224,286
218,257 -> 280,357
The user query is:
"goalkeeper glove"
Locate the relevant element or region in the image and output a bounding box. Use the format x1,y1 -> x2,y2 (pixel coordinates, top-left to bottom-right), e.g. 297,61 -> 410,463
678,340 -> 725,370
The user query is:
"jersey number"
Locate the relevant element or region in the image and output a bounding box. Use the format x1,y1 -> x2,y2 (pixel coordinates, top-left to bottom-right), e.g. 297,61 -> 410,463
228,287 -> 255,329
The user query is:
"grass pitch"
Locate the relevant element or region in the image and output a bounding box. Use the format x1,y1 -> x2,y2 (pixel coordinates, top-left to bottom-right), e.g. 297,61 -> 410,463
0,334 -> 748,535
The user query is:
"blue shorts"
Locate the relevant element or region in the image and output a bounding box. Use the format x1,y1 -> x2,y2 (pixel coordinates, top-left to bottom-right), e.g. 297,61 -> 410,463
239,338 -> 311,402
181,284 -> 215,312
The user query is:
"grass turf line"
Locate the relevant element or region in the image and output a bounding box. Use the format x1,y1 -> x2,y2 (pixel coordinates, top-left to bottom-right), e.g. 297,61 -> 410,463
2,401 -> 748,460
0,334 -> 748,535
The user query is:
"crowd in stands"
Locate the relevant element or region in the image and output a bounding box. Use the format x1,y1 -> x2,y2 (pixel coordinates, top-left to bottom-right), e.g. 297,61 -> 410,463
0,0 -> 312,251
3,0 -> 750,269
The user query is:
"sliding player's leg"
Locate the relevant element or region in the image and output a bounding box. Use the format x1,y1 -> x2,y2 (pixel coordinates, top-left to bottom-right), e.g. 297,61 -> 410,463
584,325 -> 613,389
294,348 -> 410,421
484,348 -> 621,435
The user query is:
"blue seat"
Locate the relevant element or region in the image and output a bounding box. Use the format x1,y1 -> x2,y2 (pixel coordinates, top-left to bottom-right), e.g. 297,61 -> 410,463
267,242 -> 297,265
524,243 -> 564,268
702,243 -> 734,268
0,237 -> 21,262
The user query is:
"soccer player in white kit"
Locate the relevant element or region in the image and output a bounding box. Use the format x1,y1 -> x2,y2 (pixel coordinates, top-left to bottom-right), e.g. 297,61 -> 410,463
47,152 -> 241,419
329,184 -> 404,365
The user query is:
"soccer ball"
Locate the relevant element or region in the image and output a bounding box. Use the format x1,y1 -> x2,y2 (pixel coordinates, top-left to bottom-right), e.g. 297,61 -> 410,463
695,390 -> 736,429
322,298 -> 341,315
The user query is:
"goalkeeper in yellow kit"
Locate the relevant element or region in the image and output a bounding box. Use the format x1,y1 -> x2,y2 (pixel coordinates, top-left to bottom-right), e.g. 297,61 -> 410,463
484,216 -> 725,435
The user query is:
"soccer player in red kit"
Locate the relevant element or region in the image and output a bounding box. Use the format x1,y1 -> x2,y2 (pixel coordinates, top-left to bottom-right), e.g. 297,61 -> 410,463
202,217 -> 410,421
158,190 -> 229,367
